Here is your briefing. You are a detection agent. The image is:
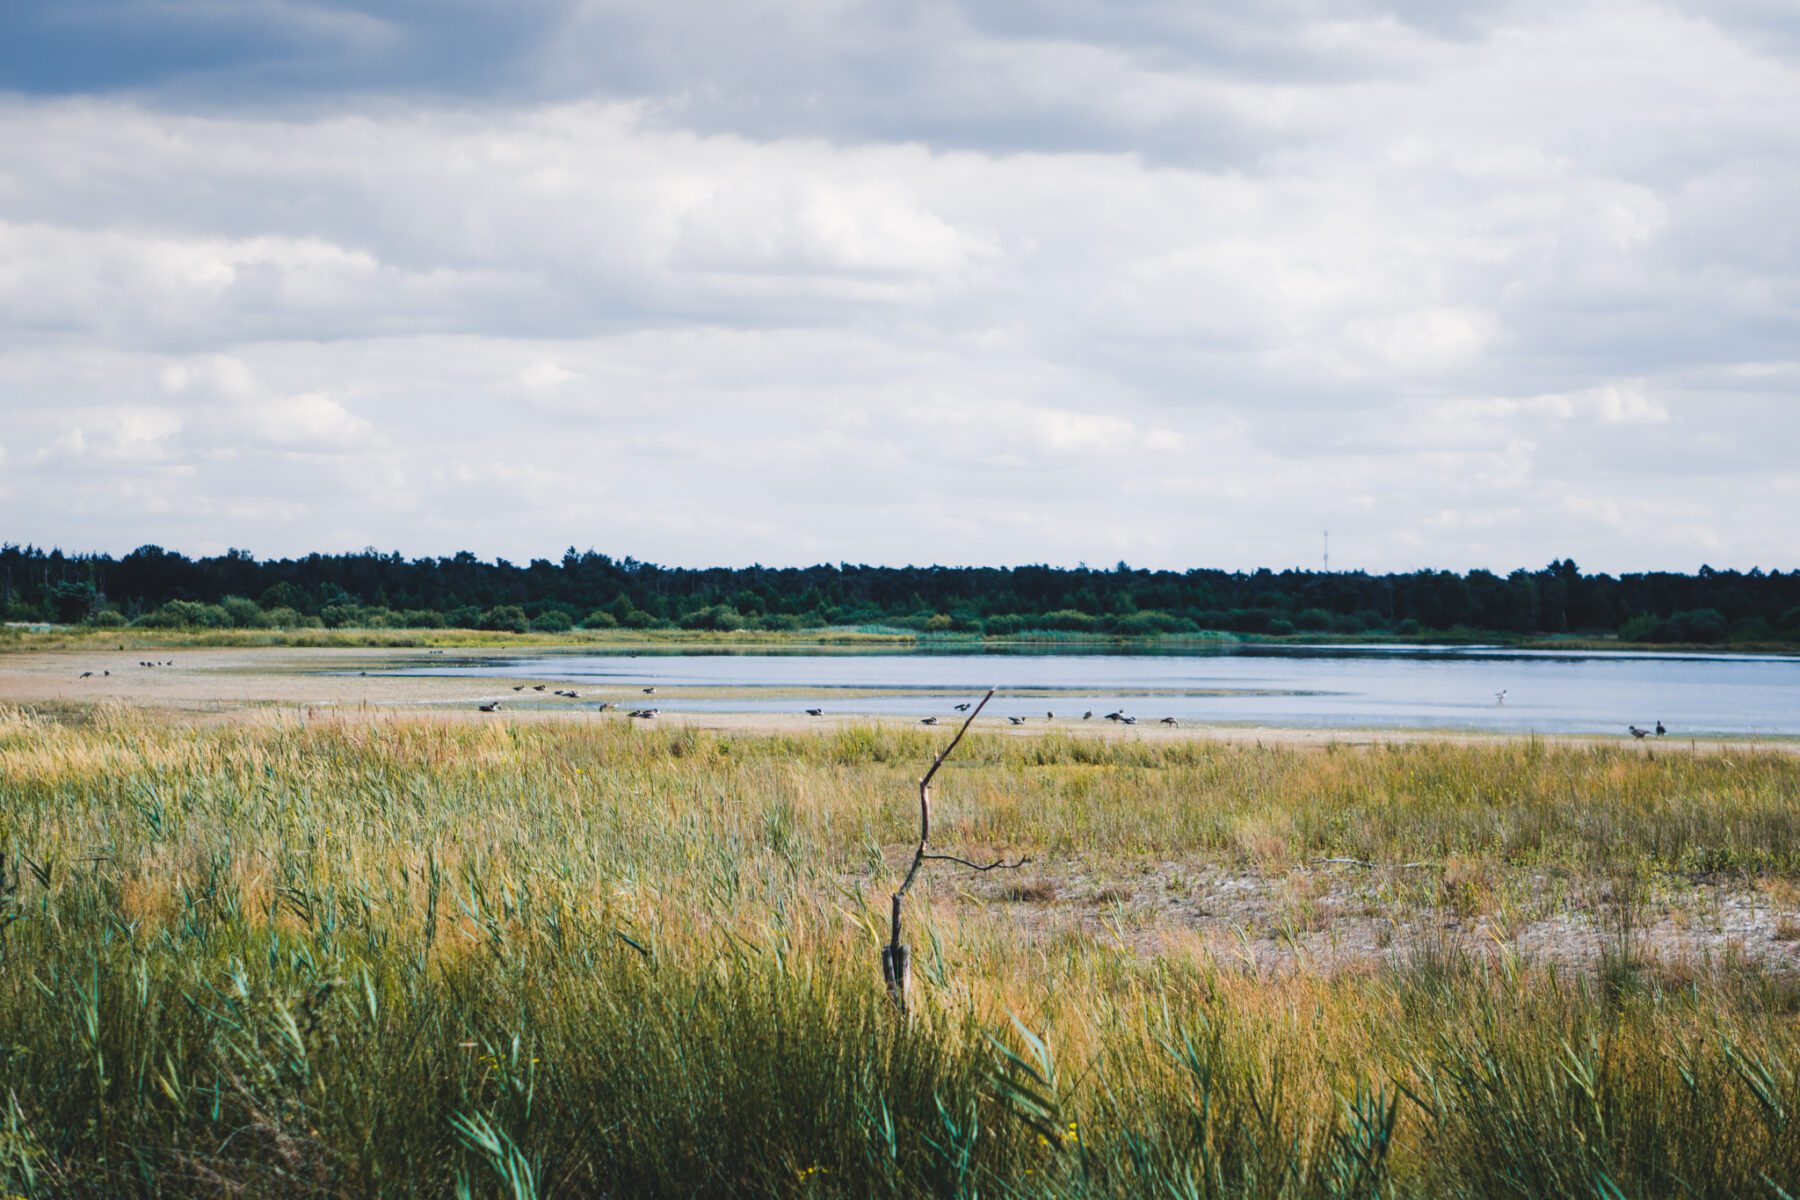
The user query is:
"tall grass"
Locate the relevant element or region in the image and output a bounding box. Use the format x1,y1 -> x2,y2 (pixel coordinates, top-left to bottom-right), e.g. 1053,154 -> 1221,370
3,708 -> 1800,1195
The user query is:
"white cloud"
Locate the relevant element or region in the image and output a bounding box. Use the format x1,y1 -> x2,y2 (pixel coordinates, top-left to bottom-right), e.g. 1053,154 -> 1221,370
0,1 -> 1796,570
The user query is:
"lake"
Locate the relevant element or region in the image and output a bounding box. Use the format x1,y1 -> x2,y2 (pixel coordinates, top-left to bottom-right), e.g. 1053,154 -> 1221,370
382,644 -> 1800,737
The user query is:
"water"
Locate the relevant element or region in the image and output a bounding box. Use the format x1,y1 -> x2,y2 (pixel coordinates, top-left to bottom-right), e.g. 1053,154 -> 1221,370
379,644 -> 1800,737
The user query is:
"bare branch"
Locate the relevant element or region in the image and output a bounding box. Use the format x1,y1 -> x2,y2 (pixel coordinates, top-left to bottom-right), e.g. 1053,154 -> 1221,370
920,853 -> 1031,872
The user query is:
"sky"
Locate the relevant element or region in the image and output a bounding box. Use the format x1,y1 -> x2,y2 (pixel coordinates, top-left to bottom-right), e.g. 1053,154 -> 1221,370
1,1 -> 1797,574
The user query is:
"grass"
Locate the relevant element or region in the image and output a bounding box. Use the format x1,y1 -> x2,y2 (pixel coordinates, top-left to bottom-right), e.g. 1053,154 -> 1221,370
4,708 -> 1800,1195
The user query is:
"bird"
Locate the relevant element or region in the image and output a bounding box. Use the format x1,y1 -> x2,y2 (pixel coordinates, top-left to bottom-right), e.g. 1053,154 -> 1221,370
953,703 -> 971,712
566,691 -> 580,699
1121,716 -> 1138,725
1007,716 -> 1026,726
478,702 -> 500,713
595,701 -> 611,711
1628,725 -> 1648,739
102,670 -> 109,676
642,686 -> 656,694
632,708 -> 658,719
533,685 -> 547,692
79,671 -> 92,678
1104,711 -> 1124,722
1083,711 -> 1092,720
1495,690 -> 1507,706
513,685 -> 525,691
1046,711 -> 1055,720
920,716 -> 939,726
1655,721 -> 1666,736
805,708 -> 824,717
1160,717 -> 1178,726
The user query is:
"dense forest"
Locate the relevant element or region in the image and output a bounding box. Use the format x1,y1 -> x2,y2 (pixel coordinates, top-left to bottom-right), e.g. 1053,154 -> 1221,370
3,543 -> 1798,643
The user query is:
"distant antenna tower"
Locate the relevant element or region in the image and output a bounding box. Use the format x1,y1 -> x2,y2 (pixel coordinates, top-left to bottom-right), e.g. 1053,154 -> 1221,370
1323,530 -> 1330,574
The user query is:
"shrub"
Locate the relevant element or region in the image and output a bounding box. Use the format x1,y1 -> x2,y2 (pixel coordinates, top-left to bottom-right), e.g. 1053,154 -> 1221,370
400,609 -> 445,629
530,610 -> 574,633
480,605 -> 529,633
680,605 -> 746,632
581,610 -> 619,629
264,606 -> 303,628
220,596 -> 269,628
135,599 -> 233,629
1265,617 -> 1297,637
86,610 -> 127,628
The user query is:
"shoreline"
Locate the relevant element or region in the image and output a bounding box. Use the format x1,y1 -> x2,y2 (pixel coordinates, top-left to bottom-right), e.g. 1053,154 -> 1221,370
2,645 -> 1794,753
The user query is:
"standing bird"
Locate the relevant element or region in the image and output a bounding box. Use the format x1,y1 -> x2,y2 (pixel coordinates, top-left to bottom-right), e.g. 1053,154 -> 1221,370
642,686 -> 657,694
1628,725 -> 1648,739
1655,721 -> 1666,737
1495,690 -> 1507,706
1160,717 -> 1178,726
1083,711 -> 1093,720
79,671 -> 93,678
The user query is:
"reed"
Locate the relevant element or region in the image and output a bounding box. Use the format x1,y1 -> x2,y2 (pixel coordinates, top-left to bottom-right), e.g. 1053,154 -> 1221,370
3,707 -> 1799,1196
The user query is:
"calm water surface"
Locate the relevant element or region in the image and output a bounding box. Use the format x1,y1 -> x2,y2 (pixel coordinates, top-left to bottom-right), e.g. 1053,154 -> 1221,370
386,644 -> 1800,737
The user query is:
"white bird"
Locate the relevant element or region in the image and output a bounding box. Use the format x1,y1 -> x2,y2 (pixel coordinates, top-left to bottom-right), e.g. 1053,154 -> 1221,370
1007,716 -> 1027,726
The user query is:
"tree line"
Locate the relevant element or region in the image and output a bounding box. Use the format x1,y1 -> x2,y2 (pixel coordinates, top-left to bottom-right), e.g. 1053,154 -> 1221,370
4,543 -> 1798,644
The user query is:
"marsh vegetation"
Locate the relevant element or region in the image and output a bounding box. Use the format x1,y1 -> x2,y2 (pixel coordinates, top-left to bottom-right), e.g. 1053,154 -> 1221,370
4,709 -> 1800,1195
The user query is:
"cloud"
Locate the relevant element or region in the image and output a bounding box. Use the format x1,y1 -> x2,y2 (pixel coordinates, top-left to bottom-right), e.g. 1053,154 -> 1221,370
0,1 -> 1796,570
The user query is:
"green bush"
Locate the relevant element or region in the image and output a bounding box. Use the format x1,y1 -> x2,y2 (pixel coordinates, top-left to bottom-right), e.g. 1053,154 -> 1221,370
581,609 -> 619,629
220,596 -> 269,629
530,610 -> 574,633
86,610 -> 127,628
480,605 -> 529,634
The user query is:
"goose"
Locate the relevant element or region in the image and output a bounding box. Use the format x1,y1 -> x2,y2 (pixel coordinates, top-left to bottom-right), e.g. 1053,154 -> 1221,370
1046,711 -> 1055,720
1628,725 -> 1648,739
1121,716 -> 1138,725
1083,711 -> 1093,720
805,708 -> 824,717
1655,720 -> 1666,736
79,671 -> 93,678
1160,717 -> 1178,726
533,685 -> 547,692
953,703 -> 971,712
513,685 -> 526,691
595,701 -> 611,711
1104,711 -> 1124,722
103,670 -> 109,676
478,702 -> 501,713
642,686 -> 657,694
1007,716 -> 1027,726
632,708 -> 658,719
920,716 -> 939,726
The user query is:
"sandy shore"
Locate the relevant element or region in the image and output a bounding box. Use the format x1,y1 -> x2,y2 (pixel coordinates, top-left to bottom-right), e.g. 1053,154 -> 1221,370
2,644 -> 1792,754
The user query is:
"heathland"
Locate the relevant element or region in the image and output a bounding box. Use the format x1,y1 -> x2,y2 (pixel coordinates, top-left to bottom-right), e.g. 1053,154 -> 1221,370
4,659 -> 1800,1195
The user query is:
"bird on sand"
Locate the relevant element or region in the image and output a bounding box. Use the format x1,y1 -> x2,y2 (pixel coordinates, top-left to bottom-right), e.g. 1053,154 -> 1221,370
1160,717 -> 1178,726
79,671 -> 93,678
533,685 -> 547,692
920,716 -> 939,725
1083,711 -> 1093,719
1007,716 -> 1026,726
1628,725 -> 1648,739
1655,721 -> 1666,736
805,708 -> 823,717
513,685 -> 525,691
